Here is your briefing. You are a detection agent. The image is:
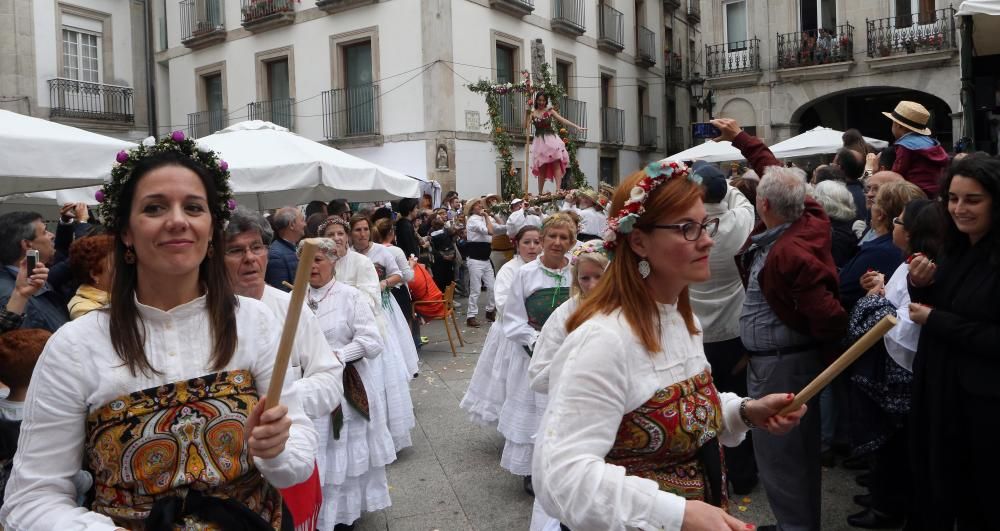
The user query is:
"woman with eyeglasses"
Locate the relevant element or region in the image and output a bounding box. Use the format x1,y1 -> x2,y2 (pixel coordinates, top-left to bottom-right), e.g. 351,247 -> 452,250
533,163 -> 806,531
837,181 -> 926,312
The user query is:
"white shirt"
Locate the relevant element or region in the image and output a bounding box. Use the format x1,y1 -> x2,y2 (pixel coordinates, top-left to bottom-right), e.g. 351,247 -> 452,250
577,207 -> 608,236
382,244 -> 414,283
334,249 -> 386,334
689,186 -> 755,343
0,397 -> 23,421
883,263 -> 920,372
528,296 -> 579,394
506,209 -> 543,240
534,306 -> 748,531
494,255 -> 526,318
310,281 -> 383,363
260,285 -> 344,419
466,214 -> 493,243
0,295 -> 317,531
503,257 -> 573,350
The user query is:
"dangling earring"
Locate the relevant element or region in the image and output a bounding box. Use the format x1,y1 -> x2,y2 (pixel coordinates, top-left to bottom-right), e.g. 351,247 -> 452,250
638,258 -> 651,279
206,241 -> 215,258
124,246 -> 137,264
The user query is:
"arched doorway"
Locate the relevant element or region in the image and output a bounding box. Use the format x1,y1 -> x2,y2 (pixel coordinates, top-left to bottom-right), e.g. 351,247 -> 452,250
791,87 -> 953,150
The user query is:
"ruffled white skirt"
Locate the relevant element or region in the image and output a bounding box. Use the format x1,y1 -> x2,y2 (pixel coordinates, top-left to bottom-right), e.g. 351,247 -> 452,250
377,299 -> 417,451
460,319 -> 517,426
385,296 -> 420,376
497,348 -> 545,476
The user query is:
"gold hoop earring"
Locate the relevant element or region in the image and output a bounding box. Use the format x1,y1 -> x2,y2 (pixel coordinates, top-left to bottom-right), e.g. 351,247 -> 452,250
124,246 -> 136,265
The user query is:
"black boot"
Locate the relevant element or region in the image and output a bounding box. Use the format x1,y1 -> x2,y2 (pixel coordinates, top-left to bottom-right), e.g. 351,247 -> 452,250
847,508 -> 904,529
523,475 -> 534,496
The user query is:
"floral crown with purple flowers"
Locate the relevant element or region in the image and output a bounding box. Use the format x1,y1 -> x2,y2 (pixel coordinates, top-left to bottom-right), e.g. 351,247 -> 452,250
96,130 -> 235,231
602,161 -> 701,250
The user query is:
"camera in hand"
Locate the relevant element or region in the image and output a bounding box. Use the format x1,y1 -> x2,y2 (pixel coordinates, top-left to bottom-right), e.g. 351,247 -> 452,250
26,249 -> 39,273
692,122 -> 722,140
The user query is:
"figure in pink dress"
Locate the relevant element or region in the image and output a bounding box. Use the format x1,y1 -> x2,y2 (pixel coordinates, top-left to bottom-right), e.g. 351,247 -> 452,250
526,92 -> 586,195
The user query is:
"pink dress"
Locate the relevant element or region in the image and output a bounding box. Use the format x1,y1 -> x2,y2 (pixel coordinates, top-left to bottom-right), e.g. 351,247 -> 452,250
530,113 -> 569,181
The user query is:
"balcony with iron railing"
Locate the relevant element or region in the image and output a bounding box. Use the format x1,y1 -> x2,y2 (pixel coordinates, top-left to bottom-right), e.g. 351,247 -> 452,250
188,109 -> 228,138
686,0 -> 700,23
866,6 -> 956,69
48,78 -> 134,124
666,125 -> 685,155
637,26 -> 657,67
551,0 -> 585,36
640,115 -> 657,149
663,0 -> 681,11
323,84 -> 380,141
241,0 -> 296,32
602,106 -> 624,145
598,4 -> 625,53
181,0 -> 226,49
665,51 -> 684,81
705,38 -> 761,78
489,0 -> 534,18
316,0 -> 375,13
557,96 -> 587,141
248,98 -> 295,130
495,93 -> 526,138
778,24 -> 854,69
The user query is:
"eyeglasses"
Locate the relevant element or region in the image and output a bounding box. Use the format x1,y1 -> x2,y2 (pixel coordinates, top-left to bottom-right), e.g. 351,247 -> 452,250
892,217 -> 904,226
225,243 -> 267,258
651,218 -> 720,241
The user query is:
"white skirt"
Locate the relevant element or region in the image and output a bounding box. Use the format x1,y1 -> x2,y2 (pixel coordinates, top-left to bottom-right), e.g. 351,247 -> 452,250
317,465 -> 391,529
385,295 -> 420,376
375,303 -> 416,451
460,319 -> 517,426
497,349 -> 544,476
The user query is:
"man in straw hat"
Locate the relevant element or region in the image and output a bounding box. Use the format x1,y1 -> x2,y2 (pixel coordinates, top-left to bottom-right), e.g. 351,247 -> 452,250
883,101 -> 949,198
463,196 -> 497,327
574,188 -> 608,242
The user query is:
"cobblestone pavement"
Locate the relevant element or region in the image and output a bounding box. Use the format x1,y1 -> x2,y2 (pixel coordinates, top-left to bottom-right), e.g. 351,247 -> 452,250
353,302 -> 901,531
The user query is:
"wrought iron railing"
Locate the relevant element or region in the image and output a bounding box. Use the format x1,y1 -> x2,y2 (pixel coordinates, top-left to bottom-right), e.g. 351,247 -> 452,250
496,93 -> 526,137
181,0 -> 225,41
777,23 -> 854,69
551,0 -> 585,33
686,0 -> 701,22
665,52 -> 684,80
666,125 -> 685,154
705,38 -> 761,77
640,115 -> 657,148
48,78 -> 134,123
322,84 -> 380,139
241,0 -> 295,24
557,96 -> 587,141
188,109 -> 228,138
602,106 -> 624,144
866,7 -> 956,58
638,26 -> 657,65
599,4 -> 625,49
248,98 -> 294,130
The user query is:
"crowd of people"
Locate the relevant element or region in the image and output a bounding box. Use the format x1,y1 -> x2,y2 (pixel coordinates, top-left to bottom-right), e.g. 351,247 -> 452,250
0,97 -> 997,531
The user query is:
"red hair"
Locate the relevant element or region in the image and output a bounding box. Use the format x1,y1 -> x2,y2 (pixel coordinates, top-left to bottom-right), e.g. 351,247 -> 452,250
565,170 -> 703,352
69,234 -> 114,286
0,329 -> 51,389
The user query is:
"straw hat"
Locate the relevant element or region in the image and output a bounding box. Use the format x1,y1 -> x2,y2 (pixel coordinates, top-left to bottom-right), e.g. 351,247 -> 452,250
577,188 -> 605,211
882,101 -> 932,136
464,197 -> 484,217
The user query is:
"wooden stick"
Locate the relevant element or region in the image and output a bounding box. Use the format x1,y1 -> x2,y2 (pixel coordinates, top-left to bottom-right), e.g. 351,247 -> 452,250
282,281 -> 294,290
524,130 -> 531,194
779,315 -> 898,415
265,239 -> 318,406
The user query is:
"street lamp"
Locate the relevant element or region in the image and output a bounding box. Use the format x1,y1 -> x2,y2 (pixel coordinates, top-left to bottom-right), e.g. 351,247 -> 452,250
688,72 -> 714,120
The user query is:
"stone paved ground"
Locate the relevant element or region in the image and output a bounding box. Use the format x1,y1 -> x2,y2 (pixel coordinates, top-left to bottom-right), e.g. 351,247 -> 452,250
353,299 -> 903,531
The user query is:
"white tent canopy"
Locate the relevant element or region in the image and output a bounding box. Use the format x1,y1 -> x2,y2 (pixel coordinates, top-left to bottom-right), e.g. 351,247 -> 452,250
197,121 -> 421,210
664,140 -> 746,163
770,126 -> 889,159
0,187 -> 100,219
958,0 -> 1000,15
0,109 -> 135,195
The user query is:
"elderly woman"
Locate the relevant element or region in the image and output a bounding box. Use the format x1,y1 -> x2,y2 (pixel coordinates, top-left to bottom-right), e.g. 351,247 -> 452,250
221,207 -> 344,473
534,163 -> 806,531
300,237 -> 394,531
1,133 -> 315,530
322,217 -> 415,452
67,233 -> 114,319
812,180 -> 860,268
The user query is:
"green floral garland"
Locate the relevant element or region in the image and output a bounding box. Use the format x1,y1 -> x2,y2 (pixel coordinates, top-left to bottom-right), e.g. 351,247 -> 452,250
468,63 -> 585,200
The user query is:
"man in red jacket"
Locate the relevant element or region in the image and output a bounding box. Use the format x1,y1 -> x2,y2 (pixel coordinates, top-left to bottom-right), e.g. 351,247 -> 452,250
884,101 -> 949,198
714,118 -> 847,531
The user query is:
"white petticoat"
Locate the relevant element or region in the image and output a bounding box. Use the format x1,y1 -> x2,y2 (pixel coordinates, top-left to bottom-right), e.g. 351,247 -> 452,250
460,319 -> 517,426
377,298 -> 417,451
497,349 -> 545,476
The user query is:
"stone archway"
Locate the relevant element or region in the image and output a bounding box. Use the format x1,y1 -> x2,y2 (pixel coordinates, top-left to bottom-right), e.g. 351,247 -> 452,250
719,98 -> 757,136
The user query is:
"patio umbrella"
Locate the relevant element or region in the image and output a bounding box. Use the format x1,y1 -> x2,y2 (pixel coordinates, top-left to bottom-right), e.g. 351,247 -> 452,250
0,109 -> 135,195
769,126 -> 889,159
0,187 -> 101,219
663,140 -> 746,163
196,121 -> 421,210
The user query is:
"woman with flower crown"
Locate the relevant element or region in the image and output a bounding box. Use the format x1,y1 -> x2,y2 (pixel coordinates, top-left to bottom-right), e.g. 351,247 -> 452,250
526,92 -> 586,195
498,213 -> 577,495
533,162 -> 809,531
0,132 -> 317,530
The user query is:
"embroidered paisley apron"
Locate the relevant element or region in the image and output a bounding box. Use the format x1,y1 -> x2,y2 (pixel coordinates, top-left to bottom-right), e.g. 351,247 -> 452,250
85,370 -> 285,531
331,361 -> 370,440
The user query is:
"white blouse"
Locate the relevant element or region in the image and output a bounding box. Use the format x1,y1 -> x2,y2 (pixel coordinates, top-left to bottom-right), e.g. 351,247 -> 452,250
334,250 -> 385,332
494,255 -> 526,318
0,295 -> 317,531
354,243 -> 402,283
528,296 -> 579,394
310,281 -> 382,362
465,214 -> 493,243
503,257 -> 573,350
577,207 -> 608,236
383,244 -> 414,283
534,305 -> 748,531
261,285 -> 344,419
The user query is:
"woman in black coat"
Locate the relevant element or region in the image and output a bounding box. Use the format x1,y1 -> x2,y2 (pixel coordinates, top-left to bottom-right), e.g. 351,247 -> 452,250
906,154 -> 1000,530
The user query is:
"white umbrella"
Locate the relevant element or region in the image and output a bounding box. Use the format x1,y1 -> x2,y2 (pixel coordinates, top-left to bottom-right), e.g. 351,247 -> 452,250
0,187 -> 101,219
0,109 -> 135,195
664,140 -> 746,163
196,121 -> 421,210
958,0 -> 1000,16
770,126 -> 889,159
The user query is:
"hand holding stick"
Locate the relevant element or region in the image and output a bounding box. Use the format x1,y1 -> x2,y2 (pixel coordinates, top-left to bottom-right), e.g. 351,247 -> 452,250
779,315 -> 897,415
265,240 -> 318,407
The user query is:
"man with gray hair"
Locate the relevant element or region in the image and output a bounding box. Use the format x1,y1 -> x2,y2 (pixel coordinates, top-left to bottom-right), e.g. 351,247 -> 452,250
714,118 -> 847,531
265,206 -> 306,291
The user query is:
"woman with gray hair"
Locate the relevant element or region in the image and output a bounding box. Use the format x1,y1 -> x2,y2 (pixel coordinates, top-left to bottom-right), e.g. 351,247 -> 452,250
811,180 -> 860,267
300,236 -> 395,530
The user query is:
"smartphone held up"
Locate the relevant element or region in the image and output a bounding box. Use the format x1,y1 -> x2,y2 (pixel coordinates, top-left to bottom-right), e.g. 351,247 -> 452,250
25,249 -> 39,274
692,122 -> 722,140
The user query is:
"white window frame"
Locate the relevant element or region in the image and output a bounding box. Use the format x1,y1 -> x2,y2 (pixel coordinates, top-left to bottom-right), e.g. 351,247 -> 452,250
797,0 -> 838,32
62,27 -> 103,84
723,0 -> 748,51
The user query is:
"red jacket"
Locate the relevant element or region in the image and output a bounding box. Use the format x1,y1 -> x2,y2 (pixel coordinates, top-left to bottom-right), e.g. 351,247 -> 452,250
892,133 -> 949,198
732,132 -> 848,343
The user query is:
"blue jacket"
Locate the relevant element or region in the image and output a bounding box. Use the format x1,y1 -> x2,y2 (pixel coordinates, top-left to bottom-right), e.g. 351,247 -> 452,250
265,238 -> 298,291
838,233 -> 903,312
0,266 -> 70,332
